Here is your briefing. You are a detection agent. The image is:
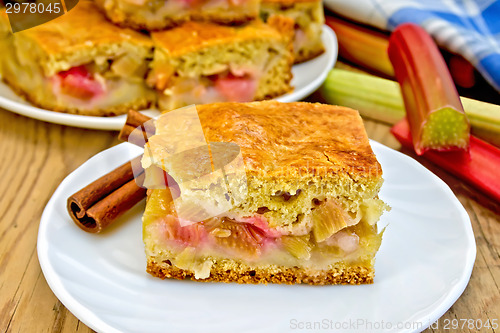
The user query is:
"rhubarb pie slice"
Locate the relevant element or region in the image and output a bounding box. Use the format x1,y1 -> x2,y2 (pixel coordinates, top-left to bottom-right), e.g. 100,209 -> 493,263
261,0 -> 325,63
147,18 -> 294,111
95,0 -> 259,30
0,1 -> 155,116
142,101 -> 388,285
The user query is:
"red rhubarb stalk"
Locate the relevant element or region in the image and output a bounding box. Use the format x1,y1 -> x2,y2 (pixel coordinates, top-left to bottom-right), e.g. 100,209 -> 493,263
325,16 -> 394,77
391,119 -> 500,203
388,23 -> 470,155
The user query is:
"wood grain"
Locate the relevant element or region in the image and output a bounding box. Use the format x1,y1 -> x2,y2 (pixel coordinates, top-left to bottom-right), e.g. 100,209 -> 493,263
0,109 -> 117,333
0,91 -> 498,333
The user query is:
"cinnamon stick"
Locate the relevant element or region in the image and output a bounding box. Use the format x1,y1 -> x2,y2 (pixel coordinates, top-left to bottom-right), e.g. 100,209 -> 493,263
67,156 -> 146,232
67,111 -> 153,233
119,110 -> 156,146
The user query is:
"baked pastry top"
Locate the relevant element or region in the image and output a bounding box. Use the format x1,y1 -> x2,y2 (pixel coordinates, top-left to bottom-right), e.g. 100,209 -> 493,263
202,102 -> 380,180
151,20 -> 289,58
149,101 -> 382,182
19,2 -> 151,55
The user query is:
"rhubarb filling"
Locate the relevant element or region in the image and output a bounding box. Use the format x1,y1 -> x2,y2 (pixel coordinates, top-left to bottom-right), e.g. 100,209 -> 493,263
143,189 -> 383,279
153,68 -> 260,109
49,55 -> 152,109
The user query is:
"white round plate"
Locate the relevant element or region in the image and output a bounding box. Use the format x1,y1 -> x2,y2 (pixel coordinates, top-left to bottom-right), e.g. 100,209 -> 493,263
38,140 -> 475,333
0,26 -> 337,131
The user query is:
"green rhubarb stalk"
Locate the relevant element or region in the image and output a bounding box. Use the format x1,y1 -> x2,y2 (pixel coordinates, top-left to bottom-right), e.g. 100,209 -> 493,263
321,69 -> 500,148
321,69 -> 403,124
459,99 -> 500,147
388,23 -> 469,155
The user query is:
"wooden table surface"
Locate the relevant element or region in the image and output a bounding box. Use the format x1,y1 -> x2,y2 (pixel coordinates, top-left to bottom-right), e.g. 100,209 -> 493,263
0,66 -> 499,333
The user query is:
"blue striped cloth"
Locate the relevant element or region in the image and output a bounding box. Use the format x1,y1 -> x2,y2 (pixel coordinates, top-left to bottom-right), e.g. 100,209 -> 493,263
324,0 -> 500,93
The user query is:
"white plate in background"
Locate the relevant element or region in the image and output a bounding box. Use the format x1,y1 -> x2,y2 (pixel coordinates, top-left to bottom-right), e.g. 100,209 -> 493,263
0,26 -> 337,131
38,140 -> 475,333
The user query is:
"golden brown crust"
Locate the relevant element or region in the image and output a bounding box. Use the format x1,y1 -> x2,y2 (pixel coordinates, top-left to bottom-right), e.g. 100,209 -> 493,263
151,20 -> 287,57
109,14 -> 256,31
147,258 -> 374,285
190,102 -> 383,181
20,1 -> 152,56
